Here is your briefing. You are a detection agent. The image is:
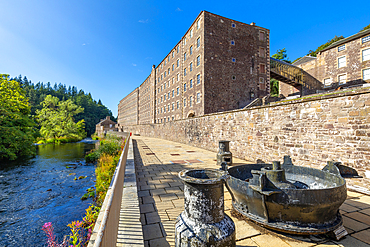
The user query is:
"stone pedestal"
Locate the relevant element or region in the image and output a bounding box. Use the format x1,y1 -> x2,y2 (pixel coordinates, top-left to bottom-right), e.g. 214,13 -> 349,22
216,140 -> 232,166
175,169 -> 235,247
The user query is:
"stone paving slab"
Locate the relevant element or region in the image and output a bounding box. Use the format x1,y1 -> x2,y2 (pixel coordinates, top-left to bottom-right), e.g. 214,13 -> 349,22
132,136 -> 370,247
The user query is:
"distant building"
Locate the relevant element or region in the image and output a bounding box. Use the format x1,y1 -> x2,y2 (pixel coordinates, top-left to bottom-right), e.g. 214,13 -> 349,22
117,11 -> 270,129
281,29 -> 370,97
96,116 -> 117,137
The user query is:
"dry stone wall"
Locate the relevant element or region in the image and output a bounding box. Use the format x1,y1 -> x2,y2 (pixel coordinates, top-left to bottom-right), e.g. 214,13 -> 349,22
123,88 -> 370,173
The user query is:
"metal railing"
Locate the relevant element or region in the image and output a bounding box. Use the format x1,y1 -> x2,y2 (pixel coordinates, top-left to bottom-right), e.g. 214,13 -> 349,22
270,57 -> 322,91
88,132 -> 130,247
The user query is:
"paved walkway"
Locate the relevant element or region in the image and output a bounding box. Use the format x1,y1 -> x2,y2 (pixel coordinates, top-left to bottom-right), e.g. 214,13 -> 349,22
132,136 -> 370,247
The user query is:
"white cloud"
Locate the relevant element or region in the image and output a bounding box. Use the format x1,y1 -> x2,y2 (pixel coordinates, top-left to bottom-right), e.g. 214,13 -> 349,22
82,43 -> 86,46
176,7 -> 182,12
132,63 -> 137,66
138,19 -> 149,23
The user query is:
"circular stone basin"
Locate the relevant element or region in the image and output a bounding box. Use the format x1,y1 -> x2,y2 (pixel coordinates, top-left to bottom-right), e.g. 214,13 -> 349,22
179,169 -> 228,185
226,163 -> 347,234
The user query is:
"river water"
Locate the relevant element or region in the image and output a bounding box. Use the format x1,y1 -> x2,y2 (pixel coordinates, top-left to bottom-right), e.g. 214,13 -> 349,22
0,140 -> 97,246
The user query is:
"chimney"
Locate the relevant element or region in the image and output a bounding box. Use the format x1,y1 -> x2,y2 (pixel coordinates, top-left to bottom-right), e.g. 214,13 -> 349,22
106,116 -> 110,120
250,22 -> 256,26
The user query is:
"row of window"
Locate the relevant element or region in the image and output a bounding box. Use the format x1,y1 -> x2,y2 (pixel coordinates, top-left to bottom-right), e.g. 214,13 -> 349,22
324,68 -> 370,87
158,53 -> 201,82
337,48 -> 370,68
158,75 -> 202,103
157,93 -> 202,115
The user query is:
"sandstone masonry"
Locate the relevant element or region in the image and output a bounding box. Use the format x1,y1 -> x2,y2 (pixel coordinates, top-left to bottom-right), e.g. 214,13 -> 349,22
121,88 -> 370,175
117,11 -> 270,130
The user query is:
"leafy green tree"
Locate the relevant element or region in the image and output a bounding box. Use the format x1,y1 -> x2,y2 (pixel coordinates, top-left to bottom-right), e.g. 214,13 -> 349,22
307,35 -> 344,57
272,48 -> 291,64
36,95 -> 86,140
0,74 -> 36,160
360,24 -> 370,32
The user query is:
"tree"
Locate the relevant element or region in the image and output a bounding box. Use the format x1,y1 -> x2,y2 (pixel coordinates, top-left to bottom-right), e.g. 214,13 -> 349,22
36,95 -> 86,141
307,35 -> 344,57
272,48 -> 291,64
360,24 -> 370,32
0,74 -> 36,160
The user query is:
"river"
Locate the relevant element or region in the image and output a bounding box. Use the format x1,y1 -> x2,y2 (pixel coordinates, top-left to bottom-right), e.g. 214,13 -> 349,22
0,140 -> 97,246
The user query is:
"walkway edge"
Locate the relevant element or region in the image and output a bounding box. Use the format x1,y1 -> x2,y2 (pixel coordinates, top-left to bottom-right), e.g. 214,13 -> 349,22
117,138 -> 144,246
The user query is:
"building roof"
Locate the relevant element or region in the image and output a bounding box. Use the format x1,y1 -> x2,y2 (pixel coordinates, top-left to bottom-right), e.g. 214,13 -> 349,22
319,28 -> 370,54
96,116 -> 116,126
292,56 -> 317,66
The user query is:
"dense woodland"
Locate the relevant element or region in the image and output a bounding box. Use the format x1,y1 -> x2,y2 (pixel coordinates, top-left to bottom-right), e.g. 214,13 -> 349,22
13,75 -> 115,136
0,74 -> 115,160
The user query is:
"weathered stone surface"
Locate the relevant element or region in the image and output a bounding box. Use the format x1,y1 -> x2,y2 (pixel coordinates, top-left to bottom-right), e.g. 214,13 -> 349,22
123,89 -> 370,173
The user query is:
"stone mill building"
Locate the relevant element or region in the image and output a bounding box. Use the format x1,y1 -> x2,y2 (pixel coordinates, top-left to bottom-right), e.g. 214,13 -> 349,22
117,11 -> 270,129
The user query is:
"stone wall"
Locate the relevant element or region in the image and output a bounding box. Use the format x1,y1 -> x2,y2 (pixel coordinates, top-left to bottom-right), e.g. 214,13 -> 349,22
123,88 -> 370,174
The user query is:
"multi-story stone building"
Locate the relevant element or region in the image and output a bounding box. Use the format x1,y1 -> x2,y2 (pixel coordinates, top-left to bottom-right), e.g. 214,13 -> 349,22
280,28 -> 370,97
117,88 -> 138,127
117,11 -> 270,128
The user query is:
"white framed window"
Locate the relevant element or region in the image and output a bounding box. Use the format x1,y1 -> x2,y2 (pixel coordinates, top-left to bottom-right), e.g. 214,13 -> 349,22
164,94 -> 166,101
232,58 -> 236,62
177,73 -> 179,81
231,40 -> 235,45
172,116 -> 174,121
168,56 -> 170,62
190,29 -> 193,38
184,83 -> 187,92
362,48 -> 370,61
197,74 -> 201,84
168,92 -> 170,99
259,77 -> 264,83
177,46 -> 179,53
172,64 -> 174,71
177,87 -> 179,95
362,35 -> 370,43
168,104 -> 170,112
232,23 -> 236,28
190,46 -> 193,55
184,37 -> 186,45
168,68 -> 170,75
172,90 -> 174,97
197,19 -> 200,29
172,51 -> 174,58
324,78 -> 333,87
338,74 -> 347,85
197,56 -> 200,66
164,106 -> 166,113
177,59 -> 179,67
338,56 -> 346,68
338,45 -> 345,52
184,98 -> 186,107
190,96 -> 193,107
190,62 -> 193,71
184,68 -> 187,76
164,60 -> 166,66
363,68 -> 370,80
161,74 -> 163,80
161,96 -> 163,103
164,72 -> 166,78
197,93 -> 200,103
177,101 -> 179,109
172,77 -> 175,84
190,79 -> 193,88
184,52 -> 187,61
164,83 -> 166,89
172,103 -> 174,110
197,38 -> 200,48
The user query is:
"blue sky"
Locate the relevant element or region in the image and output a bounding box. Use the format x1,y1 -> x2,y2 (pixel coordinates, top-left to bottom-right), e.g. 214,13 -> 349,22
1,0 -> 369,116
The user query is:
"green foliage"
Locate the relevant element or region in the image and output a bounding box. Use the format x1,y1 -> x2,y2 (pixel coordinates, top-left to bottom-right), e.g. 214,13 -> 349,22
270,79 -> 279,96
0,74 -> 36,160
12,75 -> 115,136
36,95 -> 86,142
360,24 -> 370,32
85,135 -> 122,163
272,48 -> 291,63
95,154 -> 120,205
307,35 -> 344,57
